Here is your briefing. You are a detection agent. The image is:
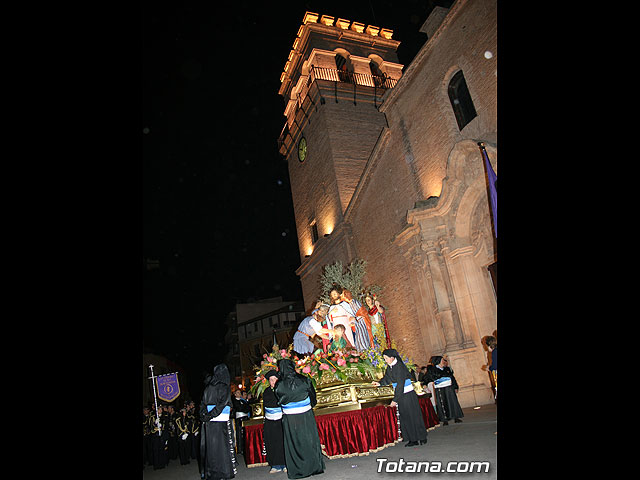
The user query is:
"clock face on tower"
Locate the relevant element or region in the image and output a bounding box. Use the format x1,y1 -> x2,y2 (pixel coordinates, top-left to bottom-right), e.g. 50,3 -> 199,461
297,136 -> 307,162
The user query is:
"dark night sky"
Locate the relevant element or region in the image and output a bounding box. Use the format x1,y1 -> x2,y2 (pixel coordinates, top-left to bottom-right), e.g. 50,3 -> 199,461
142,0 -> 453,399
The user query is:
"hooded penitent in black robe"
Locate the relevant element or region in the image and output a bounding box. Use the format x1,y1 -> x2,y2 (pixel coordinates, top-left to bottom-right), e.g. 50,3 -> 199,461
273,359 -> 325,479
378,349 -> 428,444
262,370 -> 286,469
425,356 -> 464,422
199,364 -> 238,480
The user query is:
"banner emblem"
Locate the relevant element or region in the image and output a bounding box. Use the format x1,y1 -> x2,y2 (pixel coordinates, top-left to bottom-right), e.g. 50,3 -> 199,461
157,372 -> 181,402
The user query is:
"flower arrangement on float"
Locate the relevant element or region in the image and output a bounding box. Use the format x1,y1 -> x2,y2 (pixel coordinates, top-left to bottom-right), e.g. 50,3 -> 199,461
249,341 -> 416,399
249,345 -> 291,398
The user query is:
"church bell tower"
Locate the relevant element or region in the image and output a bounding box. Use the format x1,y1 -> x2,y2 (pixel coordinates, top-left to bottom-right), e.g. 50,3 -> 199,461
277,12 -> 404,304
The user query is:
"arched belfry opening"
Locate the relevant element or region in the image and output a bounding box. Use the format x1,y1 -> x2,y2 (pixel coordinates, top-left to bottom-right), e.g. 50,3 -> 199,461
334,48 -> 353,82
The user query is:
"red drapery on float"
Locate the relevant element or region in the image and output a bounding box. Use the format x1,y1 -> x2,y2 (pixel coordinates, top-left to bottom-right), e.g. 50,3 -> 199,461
418,395 -> 440,428
244,396 -> 439,466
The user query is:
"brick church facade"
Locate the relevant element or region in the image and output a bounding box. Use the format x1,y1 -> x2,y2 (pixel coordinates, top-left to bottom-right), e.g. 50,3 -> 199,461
277,0 -> 497,407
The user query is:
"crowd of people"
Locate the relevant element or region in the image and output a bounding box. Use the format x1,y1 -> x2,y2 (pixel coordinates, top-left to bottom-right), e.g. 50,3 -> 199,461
142,399 -> 201,471
143,285 -> 497,480
142,390 -> 259,474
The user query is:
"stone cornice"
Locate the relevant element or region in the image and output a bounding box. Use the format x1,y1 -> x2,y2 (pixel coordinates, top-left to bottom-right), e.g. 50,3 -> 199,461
301,22 -> 400,51
393,223 -> 421,250
406,178 -> 460,226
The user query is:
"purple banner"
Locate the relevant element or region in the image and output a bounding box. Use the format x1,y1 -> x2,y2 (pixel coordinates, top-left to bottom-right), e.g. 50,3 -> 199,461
479,144 -> 497,238
157,372 -> 181,402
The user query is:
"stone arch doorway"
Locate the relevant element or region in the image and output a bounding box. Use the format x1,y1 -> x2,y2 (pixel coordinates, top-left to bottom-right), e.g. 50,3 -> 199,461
444,139 -> 497,397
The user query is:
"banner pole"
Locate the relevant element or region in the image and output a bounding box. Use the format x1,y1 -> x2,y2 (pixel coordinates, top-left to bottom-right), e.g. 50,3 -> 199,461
148,364 -> 162,436
477,142 -> 497,238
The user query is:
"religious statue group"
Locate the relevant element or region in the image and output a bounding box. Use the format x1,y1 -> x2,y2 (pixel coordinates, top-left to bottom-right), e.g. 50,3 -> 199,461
292,283 -> 390,357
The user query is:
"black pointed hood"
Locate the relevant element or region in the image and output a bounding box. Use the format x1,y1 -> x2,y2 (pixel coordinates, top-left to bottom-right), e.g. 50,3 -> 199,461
205,363 -> 230,387
277,359 -> 296,378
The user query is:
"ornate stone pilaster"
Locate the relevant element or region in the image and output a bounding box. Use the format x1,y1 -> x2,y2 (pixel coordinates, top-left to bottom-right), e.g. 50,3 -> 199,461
405,243 -> 445,355
420,236 -> 472,352
418,239 -> 456,350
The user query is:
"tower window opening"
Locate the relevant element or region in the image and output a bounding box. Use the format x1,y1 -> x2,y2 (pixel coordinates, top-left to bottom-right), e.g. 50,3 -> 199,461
369,60 -> 385,86
335,54 -> 352,83
448,70 -> 477,130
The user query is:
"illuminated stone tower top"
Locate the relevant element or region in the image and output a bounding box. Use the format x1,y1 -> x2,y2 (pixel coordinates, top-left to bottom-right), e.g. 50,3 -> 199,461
278,12 -> 401,98
278,13 -> 402,134
277,11 -> 404,269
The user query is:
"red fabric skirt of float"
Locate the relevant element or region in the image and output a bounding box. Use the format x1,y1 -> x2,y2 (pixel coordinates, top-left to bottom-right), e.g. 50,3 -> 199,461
244,396 -> 439,466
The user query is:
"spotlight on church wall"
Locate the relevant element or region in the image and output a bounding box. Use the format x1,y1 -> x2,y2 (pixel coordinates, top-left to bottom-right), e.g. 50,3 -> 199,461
325,224 -> 334,235
324,233 -> 331,237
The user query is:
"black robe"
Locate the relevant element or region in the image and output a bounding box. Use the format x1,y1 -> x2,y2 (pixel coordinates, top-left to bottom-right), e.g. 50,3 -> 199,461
232,395 -> 251,455
199,364 -> 238,480
424,360 -> 464,421
262,386 -> 286,467
274,359 -> 325,479
378,350 -> 428,443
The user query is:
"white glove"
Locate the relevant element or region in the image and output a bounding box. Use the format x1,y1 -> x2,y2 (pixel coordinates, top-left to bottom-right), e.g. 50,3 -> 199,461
181,433 -> 188,441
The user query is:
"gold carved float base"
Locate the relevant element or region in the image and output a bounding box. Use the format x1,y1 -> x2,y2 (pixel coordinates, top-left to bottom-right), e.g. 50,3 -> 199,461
245,367 -> 426,425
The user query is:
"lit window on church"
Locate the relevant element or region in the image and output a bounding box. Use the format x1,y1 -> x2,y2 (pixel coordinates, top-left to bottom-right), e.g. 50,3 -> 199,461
448,70 -> 477,130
